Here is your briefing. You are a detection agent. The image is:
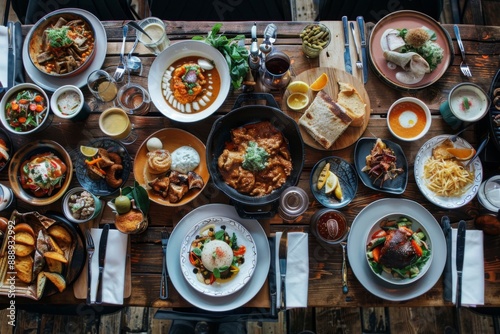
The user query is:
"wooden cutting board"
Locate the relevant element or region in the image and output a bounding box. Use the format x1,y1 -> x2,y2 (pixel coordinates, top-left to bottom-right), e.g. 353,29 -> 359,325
282,67 -> 371,151
318,21 -> 364,83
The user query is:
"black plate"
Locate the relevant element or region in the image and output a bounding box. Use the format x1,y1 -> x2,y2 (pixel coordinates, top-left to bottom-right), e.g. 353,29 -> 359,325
0,127 -> 13,172
310,156 -> 358,209
75,138 -> 131,197
353,138 -> 408,195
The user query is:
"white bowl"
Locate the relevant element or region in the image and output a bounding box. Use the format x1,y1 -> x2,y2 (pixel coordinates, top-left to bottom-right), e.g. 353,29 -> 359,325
365,213 -> 433,285
0,83 -> 51,135
50,85 -> 88,120
148,40 -> 231,123
62,187 -> 102,223
387,97 -> 431,141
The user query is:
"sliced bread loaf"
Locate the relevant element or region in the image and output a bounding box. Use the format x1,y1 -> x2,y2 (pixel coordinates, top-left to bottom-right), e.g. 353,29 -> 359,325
299,91 -> 352,149
337,82 -> 366,127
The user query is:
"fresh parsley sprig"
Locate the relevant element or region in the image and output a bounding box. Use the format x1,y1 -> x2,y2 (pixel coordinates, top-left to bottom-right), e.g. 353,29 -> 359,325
193,23 -> 249,90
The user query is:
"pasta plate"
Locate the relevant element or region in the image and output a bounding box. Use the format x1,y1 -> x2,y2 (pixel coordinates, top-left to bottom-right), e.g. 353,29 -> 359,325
414,135 -> 483,208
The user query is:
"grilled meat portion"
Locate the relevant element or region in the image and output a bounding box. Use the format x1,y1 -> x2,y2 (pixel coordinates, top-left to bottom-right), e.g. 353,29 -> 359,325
379,228 -> 416,269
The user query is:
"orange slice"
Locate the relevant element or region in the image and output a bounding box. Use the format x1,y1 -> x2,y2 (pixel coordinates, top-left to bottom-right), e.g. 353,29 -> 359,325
446,147 -> 476,160
310,73 -> 329,91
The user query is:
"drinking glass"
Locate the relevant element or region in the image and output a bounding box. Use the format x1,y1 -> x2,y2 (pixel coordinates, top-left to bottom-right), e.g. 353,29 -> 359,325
116,83 -> 151,115
87,70 -> 118,103
136,17 -> 170,55
259,49 -> 291,90
99,107 -> 137,145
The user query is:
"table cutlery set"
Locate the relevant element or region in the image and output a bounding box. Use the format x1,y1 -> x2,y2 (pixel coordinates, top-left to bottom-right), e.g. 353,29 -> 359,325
278,231 -> 288,311
454,25 -> 472,77
342,16 -> 368,83
160,229 -> 170,300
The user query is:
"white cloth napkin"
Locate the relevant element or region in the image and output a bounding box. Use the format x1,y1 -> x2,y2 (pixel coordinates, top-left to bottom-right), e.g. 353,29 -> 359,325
90,228 -> 128,305
0,26 -> 8,86
275,232 -> 309,309
451,229 -> 484,306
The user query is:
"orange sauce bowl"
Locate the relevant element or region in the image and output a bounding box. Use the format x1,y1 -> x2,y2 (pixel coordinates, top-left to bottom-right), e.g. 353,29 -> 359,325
387,97 -> 431,141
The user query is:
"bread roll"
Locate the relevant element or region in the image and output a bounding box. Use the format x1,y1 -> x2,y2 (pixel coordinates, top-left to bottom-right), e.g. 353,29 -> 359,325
147,149 -> 172,174
299,91 -> 352,149
336,82 -> 366,127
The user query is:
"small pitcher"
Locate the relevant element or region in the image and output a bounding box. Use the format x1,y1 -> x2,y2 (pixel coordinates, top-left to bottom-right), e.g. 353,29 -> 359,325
259,48 -> 291,90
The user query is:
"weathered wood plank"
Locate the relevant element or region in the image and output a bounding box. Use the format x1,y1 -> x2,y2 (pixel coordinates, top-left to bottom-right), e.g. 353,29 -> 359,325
315,307 -> 363,333
13,310 -> 38,334
121,306 -> 149,332
0,309 -> 15,334
99,310 -> 122,334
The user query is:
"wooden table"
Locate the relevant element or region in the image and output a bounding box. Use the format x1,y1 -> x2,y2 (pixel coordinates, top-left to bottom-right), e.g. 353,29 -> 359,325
1,20 -> 500,310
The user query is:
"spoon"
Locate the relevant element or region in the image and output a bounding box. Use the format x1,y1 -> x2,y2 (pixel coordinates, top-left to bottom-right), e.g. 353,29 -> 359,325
126,36 -> 142,75
340,227 -> 350,294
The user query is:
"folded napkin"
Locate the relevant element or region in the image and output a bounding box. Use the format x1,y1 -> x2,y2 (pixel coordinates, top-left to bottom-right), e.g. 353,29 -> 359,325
89,228 -> 128,305
451,229 -> 484,306
275,232 -> 309,309
0,22 -> 24,91
0,25 -> 8,86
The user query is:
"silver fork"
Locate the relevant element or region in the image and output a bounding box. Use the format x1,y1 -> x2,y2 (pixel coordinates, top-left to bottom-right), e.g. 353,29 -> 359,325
340,227 -> 350,294
160,229 -> 170,300
350,22 -> 363,70
454,25 -> 472,77
85,229 -> 95,305
114,25 -> 128,81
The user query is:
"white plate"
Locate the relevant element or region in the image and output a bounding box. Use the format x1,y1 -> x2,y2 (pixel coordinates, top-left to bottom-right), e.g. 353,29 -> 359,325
348,198 -> 446,301
148,40 -> 231,123
22,8 -> 107,92
167,204 -> 269,311
180,216 -> 257,297
414,135 -> 483,208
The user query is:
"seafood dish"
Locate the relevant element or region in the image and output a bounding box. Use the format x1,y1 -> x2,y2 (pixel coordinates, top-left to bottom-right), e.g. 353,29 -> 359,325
217,121 -> 292,196
162,56 -> 221,114
19,152 -> 67,197
84,148 -> 125,189
28,13 -> 95,76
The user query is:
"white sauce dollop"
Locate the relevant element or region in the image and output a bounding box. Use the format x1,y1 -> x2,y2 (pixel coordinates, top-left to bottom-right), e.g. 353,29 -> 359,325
171,146 -> 200,173
398,110 -> 418,128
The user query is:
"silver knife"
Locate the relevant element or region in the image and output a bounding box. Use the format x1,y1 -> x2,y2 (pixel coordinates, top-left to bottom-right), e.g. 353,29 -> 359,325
7,22 -> 14,88
442,216 -> 452,302
456,220 -> 466,308
268,237 -> 277,317
342,16 -> 352,74
357,16 -> 368,83
96,224 -> 110,304
278,231 -> 288,311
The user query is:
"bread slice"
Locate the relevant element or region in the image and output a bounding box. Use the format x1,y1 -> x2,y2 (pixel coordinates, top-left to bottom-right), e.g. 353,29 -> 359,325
298,91 -> 352,149
336,82 -> 366,127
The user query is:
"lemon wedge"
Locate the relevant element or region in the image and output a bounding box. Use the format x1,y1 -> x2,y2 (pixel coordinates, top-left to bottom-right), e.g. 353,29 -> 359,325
287,80 -> 310,94
334,183 -> 343,201
317,162 -> 330,190
287,93 -> 309,111
324,171 -> 339,195
80,145 -> 98,157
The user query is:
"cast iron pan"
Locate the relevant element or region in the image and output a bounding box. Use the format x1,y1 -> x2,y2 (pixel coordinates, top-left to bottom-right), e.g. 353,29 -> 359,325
206,93 -> 305,219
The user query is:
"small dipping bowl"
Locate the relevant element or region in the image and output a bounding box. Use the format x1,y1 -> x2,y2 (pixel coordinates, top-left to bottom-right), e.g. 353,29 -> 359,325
439,83 -> 490,130
387,97 -> 431,141
311,208 -> 349,246
62,186 -> 102,223
478,175 -> 500,212
50,85 -> 90,121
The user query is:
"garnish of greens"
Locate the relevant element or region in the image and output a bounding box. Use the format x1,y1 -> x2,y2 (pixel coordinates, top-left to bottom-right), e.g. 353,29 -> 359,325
397,28 -> 443,72
46,27 -> 73,48
461,97 -> 471,111
193,23 -> 249,90
111,181 -> 150,215
242,141 -> 269,172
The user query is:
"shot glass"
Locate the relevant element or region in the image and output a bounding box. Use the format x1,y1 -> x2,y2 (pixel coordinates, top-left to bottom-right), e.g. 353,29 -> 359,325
116,83 -> 151,115
137,17 -> 170,55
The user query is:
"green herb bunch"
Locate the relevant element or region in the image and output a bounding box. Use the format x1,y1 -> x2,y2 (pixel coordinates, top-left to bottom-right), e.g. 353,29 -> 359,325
46,27 -> 73,48
193,23 -> 249,90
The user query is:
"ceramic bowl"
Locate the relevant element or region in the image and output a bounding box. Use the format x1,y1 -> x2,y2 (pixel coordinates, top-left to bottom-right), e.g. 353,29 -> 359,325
365,213 -> 433,286
50,85 -> 89,120
0,83 -> 51,136
8,140 -> 73,206
387,97 -> 431,141
62,187 -> 102,223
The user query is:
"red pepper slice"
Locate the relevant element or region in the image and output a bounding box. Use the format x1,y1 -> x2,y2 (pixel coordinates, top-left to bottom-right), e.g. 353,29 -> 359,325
372,245 -> 382,263
371,229 -> 387,240
189,252 -> 200,266
233,245 -> 246,256
411,239 -> 423,257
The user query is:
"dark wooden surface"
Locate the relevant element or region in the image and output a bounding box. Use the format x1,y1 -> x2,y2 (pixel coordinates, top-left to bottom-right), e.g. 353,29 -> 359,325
1,21 -> 500,311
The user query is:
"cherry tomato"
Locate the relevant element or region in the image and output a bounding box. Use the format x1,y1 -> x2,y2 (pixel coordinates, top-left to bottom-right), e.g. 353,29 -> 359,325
233,245 -> 246,256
